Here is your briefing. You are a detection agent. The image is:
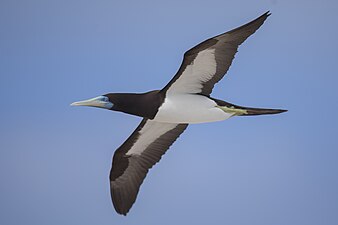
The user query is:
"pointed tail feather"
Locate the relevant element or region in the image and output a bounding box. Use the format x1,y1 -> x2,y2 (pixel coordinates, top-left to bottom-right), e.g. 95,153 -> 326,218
239,107 -> 287,116
211,97 -> 287,116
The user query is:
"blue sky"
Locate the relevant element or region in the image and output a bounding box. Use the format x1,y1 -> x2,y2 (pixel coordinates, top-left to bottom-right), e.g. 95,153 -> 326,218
1,0 -> 338,224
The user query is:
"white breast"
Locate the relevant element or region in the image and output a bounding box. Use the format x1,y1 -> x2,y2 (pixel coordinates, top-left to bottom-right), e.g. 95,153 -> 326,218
153,94 -> 232,124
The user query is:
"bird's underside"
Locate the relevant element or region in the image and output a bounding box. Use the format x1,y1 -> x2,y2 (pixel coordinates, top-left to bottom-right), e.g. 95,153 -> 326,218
71,11 -> 287,216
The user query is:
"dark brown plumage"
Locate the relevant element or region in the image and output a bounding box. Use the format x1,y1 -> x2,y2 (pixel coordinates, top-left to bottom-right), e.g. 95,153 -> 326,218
110,119 -> 188,215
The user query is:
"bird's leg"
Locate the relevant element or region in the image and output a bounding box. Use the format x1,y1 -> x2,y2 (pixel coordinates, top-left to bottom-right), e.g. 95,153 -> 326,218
216,105 -> 248,116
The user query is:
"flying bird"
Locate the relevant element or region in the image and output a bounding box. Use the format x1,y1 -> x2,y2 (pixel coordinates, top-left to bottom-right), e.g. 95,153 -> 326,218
71,11 -> 286,215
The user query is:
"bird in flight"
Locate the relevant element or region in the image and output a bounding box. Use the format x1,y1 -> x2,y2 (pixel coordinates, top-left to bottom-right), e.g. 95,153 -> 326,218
71,11 -> 286,215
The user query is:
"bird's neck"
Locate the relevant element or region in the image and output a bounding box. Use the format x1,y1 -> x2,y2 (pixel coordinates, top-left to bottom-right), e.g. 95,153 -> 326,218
112,90 -> 164,119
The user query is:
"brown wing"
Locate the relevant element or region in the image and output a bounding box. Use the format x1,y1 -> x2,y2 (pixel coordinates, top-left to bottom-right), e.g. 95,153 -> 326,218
109,119 -> 188,215
161,11 -> 270,96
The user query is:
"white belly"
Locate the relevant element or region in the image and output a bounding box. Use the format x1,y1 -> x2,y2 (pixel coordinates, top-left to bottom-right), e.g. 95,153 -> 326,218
153,94 -> 233,124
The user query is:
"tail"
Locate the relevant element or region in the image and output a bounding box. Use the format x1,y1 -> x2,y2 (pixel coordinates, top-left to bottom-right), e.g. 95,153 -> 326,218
211,97 -> 287,116
238,107 -> 287,116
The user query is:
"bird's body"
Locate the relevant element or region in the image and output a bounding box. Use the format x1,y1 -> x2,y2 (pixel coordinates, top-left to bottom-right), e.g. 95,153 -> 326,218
71,11 -> 287,215
153,94 -> 232,123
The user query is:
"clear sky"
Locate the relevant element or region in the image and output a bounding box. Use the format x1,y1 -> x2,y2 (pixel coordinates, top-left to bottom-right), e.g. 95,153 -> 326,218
1,0 -> 338,224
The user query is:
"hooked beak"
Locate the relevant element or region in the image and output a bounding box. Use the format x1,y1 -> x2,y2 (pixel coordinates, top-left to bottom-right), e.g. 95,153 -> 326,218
70,96 -> 113,109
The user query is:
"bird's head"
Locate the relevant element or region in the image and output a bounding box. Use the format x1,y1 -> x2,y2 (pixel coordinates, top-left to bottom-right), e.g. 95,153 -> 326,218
71,94 -> 116,110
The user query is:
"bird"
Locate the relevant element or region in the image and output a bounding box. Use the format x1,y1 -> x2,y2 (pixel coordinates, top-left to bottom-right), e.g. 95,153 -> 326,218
71,11 -> 286,215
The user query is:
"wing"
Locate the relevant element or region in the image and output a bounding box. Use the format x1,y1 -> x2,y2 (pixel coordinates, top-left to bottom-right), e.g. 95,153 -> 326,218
161,11 -> 270,96
109,119 -> 188,215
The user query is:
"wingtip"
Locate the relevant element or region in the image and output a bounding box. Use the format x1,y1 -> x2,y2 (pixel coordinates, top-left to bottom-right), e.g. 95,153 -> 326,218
111,189 -> 133,216
119,212 -> 128,216
261,11 -> 271,19
113,200 -> 131,216
255,11 -> 271,25
115,206 -> 130,216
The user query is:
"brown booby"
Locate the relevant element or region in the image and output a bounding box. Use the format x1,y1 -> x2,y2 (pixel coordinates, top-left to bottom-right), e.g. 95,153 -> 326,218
71,11 -> 286,215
